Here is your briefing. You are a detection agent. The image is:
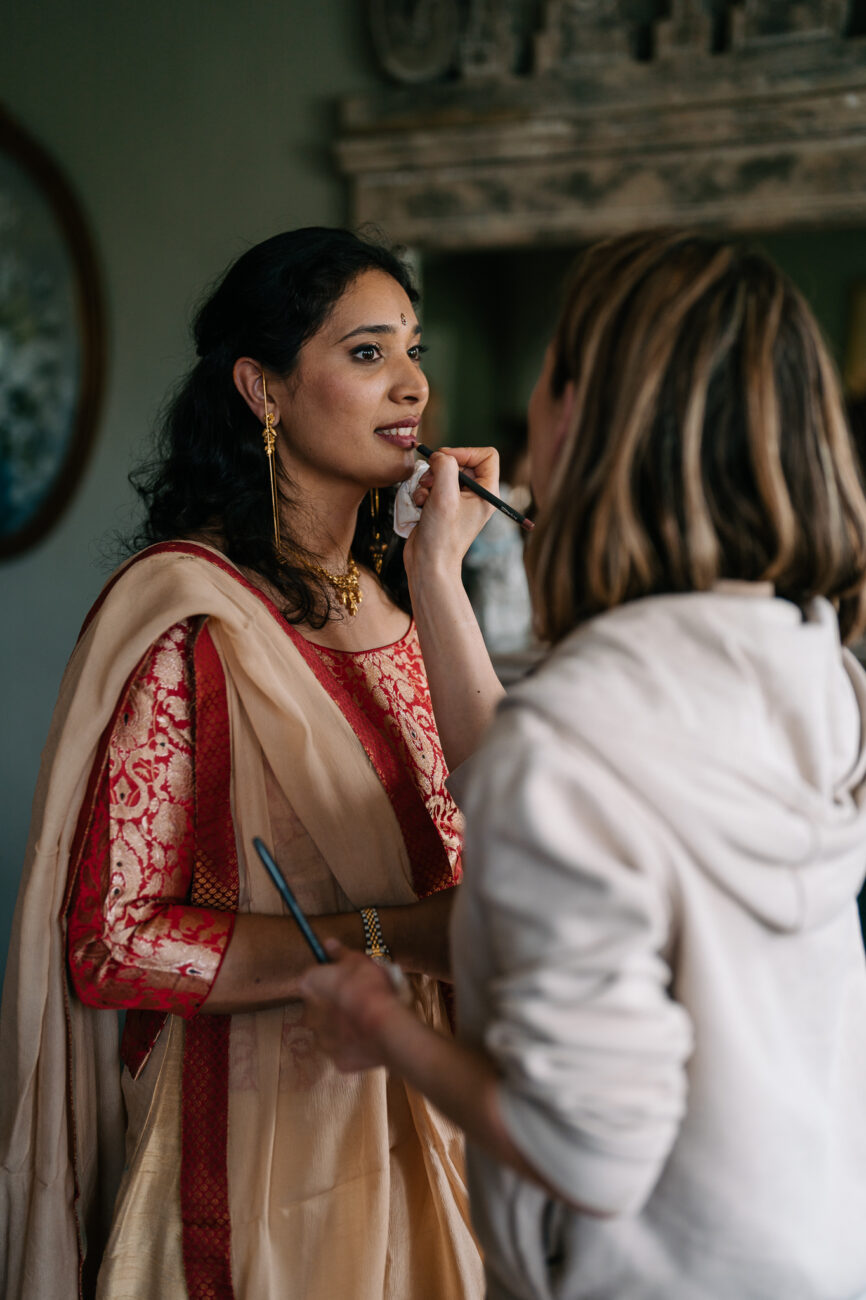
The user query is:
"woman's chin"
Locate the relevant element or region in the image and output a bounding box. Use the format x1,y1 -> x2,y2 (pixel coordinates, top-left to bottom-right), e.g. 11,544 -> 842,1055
395,458 -> 418,483
376,452 -> 419,486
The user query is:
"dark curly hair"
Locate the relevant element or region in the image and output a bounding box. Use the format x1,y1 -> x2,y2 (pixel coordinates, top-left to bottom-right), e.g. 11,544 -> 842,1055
130,227 -> 419,625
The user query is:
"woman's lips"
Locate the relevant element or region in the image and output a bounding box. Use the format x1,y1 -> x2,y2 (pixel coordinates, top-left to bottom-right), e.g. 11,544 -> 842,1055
374,425 -> 418,449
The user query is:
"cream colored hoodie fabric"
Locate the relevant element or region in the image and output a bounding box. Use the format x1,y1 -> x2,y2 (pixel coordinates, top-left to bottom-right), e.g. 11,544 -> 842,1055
451,590 -> 866,1300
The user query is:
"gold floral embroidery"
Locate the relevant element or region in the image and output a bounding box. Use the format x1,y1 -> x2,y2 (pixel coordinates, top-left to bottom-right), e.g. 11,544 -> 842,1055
313,625 -> 464,883
68,620 -> 234,1013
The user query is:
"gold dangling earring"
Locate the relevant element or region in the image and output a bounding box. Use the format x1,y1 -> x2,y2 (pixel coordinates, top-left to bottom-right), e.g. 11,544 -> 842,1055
261,371 -> 281,554
369,487 -> 387,576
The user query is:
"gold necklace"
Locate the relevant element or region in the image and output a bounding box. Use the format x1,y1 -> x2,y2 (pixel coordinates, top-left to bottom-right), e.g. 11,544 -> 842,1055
307,554 -> 363,616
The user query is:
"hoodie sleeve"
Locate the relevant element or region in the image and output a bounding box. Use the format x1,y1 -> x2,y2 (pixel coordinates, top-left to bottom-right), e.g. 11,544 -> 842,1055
457,697 -> 694,1216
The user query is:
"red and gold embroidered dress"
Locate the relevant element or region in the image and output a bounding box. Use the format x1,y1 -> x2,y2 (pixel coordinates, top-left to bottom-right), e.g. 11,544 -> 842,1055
0,544 -> 482,1300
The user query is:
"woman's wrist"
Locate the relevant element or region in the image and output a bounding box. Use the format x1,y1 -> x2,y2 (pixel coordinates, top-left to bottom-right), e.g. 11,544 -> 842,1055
377,891 -> 455,981
359,906 -> 392,961
403,544 -> 463,593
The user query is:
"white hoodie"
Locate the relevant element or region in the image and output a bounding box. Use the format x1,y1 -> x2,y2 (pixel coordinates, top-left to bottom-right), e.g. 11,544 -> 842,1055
450,590 -> 866,1300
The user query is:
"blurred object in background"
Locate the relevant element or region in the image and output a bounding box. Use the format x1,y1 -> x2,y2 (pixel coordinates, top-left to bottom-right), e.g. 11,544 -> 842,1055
418,380 -> 447,452
0,106 -> 104,559
463,421 -> 536,677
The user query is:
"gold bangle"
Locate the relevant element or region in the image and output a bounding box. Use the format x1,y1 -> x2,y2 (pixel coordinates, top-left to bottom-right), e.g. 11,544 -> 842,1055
360,906 -> 391,962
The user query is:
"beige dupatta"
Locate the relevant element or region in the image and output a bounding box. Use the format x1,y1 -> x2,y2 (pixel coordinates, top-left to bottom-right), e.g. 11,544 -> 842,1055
0,544 -> 472,1299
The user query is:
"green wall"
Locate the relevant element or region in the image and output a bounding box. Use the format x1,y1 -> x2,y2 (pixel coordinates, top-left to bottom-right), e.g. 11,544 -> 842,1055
0,0 -> 382,981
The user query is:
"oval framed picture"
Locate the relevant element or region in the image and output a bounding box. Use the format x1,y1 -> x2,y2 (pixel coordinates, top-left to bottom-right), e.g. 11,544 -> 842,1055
0,106 -> 105,560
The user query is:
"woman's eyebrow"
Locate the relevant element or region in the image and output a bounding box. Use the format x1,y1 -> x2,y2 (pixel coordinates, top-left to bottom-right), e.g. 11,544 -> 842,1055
337,322 -> 422,342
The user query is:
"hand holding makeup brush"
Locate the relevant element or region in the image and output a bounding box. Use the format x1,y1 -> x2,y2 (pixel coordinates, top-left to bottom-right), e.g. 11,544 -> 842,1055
403,444 -> 501,577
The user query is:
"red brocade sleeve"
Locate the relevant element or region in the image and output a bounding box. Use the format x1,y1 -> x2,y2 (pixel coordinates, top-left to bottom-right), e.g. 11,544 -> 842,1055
66,620 -> 235,1017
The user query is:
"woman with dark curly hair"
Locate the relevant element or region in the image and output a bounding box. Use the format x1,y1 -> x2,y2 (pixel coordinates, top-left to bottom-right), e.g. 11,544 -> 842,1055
0,228 -> 491,1299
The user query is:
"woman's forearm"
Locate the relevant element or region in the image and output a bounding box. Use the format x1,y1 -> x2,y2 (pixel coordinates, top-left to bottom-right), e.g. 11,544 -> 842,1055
299,945 -> 578,1202
379,1006 -> 531,1172
72,891 -> 455,1018
402,447 -> 505,770
206,889 -> 456,1014
407,557 -> 504,770
299,946 -> 611,1215
299,944 -> 516,1160
380,1010 -> 610,1216
71,885 -> 455,1018
203,911 -> 362,1013
380,886 -> 455,981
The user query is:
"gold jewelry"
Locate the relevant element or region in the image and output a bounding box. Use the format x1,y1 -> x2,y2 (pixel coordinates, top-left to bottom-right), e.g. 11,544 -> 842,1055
360,906 -> 391,962
307,554 -> 363,617
369,487 -> 388,576
261,371 -> 280,553
400,312 -> 407,326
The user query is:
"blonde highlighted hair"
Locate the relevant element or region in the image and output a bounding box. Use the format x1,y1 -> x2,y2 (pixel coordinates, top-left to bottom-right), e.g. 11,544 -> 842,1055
527,230 -> 866,643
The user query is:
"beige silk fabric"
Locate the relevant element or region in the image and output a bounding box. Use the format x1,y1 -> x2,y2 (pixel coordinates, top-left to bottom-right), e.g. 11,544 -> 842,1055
0,544 -> 481,1300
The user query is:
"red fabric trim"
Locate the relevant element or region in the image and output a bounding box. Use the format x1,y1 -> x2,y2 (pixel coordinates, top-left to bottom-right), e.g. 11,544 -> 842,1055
180,623 -> 237,1299
62,659 -> 141,1291
312,637 -> 456,898
75,542 -> 232,644
289,630 -> 453,897
66,609 -> 237,1290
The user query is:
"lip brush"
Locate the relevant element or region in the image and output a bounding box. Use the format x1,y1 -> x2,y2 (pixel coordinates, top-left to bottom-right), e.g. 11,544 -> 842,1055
415,444 -> 535,532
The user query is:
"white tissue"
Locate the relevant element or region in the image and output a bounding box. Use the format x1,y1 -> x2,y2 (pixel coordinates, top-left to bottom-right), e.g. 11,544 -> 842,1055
393,460 -> 429,538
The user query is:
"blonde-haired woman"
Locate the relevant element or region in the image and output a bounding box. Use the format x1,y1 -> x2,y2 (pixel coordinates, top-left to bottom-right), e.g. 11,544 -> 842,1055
300,231 -> 866,1300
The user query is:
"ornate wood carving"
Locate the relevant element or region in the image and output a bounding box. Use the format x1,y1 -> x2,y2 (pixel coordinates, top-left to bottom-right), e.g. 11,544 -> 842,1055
459,1 -> 520,79
535,1 -> 636,69
368,1 -> 461,84
735,1 -> 849,43
341,2 -> 866,248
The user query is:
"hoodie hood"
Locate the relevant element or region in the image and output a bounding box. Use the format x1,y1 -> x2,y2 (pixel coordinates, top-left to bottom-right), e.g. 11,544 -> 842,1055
515,590 -> 866,933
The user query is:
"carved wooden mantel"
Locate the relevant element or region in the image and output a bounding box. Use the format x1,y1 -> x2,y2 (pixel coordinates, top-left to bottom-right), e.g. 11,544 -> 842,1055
337,2 -> 866,250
